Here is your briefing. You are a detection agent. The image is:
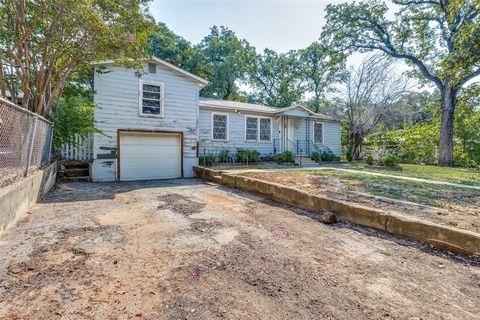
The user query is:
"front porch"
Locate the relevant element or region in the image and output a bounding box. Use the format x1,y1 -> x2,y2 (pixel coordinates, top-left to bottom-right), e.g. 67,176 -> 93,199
273,112 -> 327,156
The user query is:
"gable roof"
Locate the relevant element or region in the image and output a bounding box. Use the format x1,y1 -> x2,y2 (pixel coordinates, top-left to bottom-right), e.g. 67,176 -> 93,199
91,56 -> 209,87
199,98 -> 339,122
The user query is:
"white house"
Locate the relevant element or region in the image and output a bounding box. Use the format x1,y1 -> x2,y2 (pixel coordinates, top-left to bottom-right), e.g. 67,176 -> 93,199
91,57 -> 341,182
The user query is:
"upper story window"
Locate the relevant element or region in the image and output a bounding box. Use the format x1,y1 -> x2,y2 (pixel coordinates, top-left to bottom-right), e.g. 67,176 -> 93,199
245,116 -> 271,142
139,80 -> 164,117
212,113 -> 228,141
314,122 -> 324,144
147,63 -> 156,74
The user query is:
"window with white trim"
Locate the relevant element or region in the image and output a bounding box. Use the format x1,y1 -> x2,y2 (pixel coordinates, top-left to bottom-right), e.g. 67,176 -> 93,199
314,122 -> 323,143
246,117 -> 258,141
140,81 -> 164,116
260,118 -> 271,141
246,116 -> 271,142
212,113 -> 228,140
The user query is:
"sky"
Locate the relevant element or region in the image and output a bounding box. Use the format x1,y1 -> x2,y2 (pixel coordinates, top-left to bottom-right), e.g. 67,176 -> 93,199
150,0 -> 413,89
150,0 -> 346,54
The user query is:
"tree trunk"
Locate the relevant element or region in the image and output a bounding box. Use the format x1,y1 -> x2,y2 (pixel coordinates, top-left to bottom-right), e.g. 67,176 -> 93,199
438,85 -> 456,166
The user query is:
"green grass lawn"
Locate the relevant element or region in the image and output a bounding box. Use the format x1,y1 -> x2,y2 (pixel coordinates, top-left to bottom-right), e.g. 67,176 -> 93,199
302,169 -> 480,209
322,162 -> 480,186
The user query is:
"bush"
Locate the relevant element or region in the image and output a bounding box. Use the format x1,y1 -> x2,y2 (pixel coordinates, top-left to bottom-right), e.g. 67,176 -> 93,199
262,154 -> 275,162
199,154 -> 215,166
454,153 -> 478,168
275,151 -> 294,163
311,151 -> 321,162
217,150 -> 230,163
236,149 -> 260,163
382,154 -> 399,167
321,150 -> 336,162
345,144 -> 354,161
364,155 -> 375,165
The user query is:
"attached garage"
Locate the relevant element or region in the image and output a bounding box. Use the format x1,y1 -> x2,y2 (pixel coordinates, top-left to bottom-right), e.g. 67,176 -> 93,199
118,131 -> 183,181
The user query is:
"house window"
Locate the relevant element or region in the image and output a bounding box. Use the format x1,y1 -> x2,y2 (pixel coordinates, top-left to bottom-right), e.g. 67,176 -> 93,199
246,116 -> 271,142
148,63 -> 156,74
246,117 -> 258,141
260,118 -> 271,141
212,113 -> 228,141
314,122 -> 323,143
140,81 -> 164,116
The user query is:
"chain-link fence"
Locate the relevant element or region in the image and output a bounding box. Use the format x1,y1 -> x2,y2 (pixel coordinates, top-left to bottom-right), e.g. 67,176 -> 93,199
0,97 -> 53,188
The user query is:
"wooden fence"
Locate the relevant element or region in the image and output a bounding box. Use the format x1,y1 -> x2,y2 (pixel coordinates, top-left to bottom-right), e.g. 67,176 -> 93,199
59,133 -> 93,161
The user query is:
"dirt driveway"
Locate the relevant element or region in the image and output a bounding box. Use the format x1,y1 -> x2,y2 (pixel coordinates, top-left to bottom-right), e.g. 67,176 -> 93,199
0,179 -> 479,319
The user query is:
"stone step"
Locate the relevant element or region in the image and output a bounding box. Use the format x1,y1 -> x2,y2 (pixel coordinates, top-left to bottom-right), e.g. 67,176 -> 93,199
294,156 -> 319,167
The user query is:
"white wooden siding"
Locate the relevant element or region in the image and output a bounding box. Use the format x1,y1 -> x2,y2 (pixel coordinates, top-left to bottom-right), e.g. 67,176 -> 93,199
293,119 -> 341,156
198,108 -> 280,155
199,107 -> 341,156
92,63 -> 200,181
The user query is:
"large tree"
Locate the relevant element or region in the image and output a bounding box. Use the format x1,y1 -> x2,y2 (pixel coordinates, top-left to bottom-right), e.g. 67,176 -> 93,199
323,0 -> 480,166
0,0 -> 153,117
341,54 -> 408,160
198,26 -> 256,100
248,49 -> 304,108
148,22 -> 204,75
299,42 -> 346,113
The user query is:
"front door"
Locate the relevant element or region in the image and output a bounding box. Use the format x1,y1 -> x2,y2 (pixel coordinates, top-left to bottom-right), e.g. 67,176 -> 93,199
279,117 -> 296,153
287,118 -> 294,152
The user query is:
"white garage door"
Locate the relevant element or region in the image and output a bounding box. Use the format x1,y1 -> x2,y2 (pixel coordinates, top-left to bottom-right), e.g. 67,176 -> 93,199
119,132 -> 182,181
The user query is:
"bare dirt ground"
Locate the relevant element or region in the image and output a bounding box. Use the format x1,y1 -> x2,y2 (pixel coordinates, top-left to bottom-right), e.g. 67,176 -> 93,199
244,171 -> 480,233
0,179 -> 479,319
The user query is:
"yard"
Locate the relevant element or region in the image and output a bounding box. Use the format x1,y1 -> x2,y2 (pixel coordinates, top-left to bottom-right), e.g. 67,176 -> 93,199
1,179 -> 479,319
243,167 -> 480,233
323,162 -> 480,186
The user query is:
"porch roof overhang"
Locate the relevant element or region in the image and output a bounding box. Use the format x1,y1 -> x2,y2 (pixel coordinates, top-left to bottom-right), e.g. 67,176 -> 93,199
199,99 -> 340,123
273,104 -> 340,122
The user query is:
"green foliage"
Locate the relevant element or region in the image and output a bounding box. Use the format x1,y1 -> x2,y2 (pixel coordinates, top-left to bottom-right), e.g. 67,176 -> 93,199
312,150 -> 337,162
346,144 -> 354,162
198,26 -> 256,100
275,151 -> 294,163
370,121 -> 440,165
199,154 -> 215,167
320,150 -> 337,162
248,49 -> 304,108
369,87 -> 480,168
0,0 -> 154,116
323,0 -> 480,86
380,154 -> 399,167
299,42 -> 347,113
454,85 -> 480,167
50,72 -> 97,150
262,154 -> 275,162
364,155 -> 375,166
323,0 -> 480,165
148,22 -> 203,75
236,149 -> 260,163
217,150 -> 230,163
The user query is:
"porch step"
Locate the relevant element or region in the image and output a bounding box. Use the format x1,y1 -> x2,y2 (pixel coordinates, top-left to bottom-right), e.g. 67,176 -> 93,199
294,156 -> 319,168
60,160 -> 91,181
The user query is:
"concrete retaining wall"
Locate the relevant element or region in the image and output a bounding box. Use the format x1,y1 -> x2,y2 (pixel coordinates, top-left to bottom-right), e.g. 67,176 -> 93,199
0,161 -> 57,234
194,166 -> 480,257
